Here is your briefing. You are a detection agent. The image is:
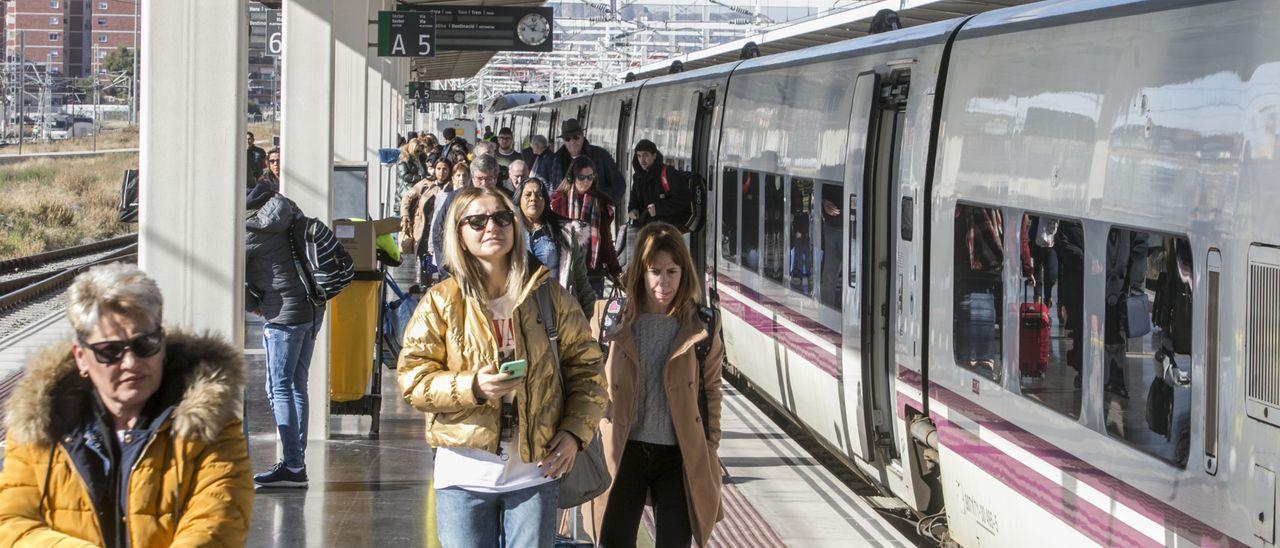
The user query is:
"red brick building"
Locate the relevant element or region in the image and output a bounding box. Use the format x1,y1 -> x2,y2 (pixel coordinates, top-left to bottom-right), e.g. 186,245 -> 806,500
87,0 -> 137,75
2,0 -> 137,77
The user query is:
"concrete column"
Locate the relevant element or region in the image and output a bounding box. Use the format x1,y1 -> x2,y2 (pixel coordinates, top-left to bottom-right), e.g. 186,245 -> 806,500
282,0 -> 335,442
333,0 -> 368,165
138,1 -> 245,343
366,0 -> 390,218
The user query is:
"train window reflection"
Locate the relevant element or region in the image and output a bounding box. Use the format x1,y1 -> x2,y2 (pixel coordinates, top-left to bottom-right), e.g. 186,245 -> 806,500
1102,229 -> 1193,468
742,171 -> 761,272
953,204 -> 1005,381
1017,215 -> 1084,419
819,182 -> 843,310
764,174 -> 785,283
721,168 -> 739,263
790,178 -> 815,296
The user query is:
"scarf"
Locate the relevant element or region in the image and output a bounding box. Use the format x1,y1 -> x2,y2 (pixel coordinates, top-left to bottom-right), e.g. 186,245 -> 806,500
566,190 -> 610,270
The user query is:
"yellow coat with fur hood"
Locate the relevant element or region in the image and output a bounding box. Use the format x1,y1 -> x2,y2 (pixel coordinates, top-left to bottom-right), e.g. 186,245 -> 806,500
0,330 -> 254,547
397,266 -> 606,461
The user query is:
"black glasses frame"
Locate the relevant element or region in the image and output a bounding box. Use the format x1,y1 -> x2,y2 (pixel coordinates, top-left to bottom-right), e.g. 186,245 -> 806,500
459,210 -> 516,231
78,328 -> 166,365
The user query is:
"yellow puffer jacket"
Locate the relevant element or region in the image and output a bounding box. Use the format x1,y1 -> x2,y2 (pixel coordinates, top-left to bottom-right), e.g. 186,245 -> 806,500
0,331 -> 254,547
397,266 -> 606,462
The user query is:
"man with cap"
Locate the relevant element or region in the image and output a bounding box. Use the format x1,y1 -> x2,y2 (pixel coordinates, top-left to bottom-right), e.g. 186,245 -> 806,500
549,118 -> 626,205
628,139 -> 692,230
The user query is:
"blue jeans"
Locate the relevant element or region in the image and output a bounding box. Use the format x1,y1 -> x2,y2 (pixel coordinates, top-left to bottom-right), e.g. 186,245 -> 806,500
956,290 -> 998,362
263,320 -> 319,469
435,482 -> 560,548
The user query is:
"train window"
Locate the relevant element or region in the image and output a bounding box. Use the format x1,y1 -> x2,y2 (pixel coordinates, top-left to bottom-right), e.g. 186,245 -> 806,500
819,182 -> 843,310
763,174 -> 786,283
1017,215 -> 1084,419
721,168 -> 739,263
742,171 -> 761,272
790,178 -> 815,296
953,204 -> 1005,382
1101,229 -> 1192,468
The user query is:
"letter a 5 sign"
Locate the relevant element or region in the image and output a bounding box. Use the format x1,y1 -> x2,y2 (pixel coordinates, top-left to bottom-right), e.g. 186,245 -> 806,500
378,11 -> 435,57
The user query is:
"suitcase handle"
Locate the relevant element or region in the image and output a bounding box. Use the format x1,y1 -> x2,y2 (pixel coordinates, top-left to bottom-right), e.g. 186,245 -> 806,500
1023,281 -> 1040,304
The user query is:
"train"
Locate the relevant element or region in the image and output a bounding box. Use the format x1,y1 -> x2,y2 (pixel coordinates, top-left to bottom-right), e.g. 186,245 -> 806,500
491,0 -> 1277,545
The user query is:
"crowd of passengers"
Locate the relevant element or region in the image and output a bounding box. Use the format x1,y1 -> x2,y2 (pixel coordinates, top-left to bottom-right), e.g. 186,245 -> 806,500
0,119 -> 716,548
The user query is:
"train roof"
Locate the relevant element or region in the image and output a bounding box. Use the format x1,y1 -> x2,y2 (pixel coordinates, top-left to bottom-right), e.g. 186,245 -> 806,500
959,0 -> 1231,39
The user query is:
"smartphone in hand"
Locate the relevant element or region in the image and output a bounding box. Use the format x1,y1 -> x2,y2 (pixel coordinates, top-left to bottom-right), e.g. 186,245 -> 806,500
498,359 -> 528,379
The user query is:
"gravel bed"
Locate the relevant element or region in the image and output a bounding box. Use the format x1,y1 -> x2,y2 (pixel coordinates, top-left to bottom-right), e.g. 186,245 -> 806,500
0,246 -> 134,283
0,290 -> 64,339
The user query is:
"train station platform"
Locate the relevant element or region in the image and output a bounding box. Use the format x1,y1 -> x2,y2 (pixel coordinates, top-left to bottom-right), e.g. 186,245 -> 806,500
239,263 -> 917,547
0,268 -> 916,547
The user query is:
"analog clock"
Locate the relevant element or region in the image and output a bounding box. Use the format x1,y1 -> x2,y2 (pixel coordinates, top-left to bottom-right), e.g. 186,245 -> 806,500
517,13 -> 550,47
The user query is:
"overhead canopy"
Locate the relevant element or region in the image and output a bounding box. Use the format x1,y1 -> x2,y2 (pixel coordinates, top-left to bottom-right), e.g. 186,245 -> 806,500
628,0 -> 1036,79
257,0 -> 544,81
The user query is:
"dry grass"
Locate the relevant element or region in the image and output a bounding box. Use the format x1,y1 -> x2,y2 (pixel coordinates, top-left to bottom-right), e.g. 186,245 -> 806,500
0,126 -> 140,156
0,151 -> 138,260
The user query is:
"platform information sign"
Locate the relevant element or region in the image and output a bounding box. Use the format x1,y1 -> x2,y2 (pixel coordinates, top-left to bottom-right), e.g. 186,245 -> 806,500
397,6 -> 553,53
409,84 -> 465,105
377,11 -> 435,58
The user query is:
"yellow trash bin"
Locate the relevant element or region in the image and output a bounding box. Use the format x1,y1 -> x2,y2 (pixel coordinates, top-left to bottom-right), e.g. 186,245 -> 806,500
329,278 -> 380,402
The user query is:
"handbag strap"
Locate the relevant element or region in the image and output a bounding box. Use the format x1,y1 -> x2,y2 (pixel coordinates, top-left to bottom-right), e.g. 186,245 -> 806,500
534,282 -> 561,377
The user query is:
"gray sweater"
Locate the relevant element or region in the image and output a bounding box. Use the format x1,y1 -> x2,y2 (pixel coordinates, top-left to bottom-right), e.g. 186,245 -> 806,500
629,313 -> 681,445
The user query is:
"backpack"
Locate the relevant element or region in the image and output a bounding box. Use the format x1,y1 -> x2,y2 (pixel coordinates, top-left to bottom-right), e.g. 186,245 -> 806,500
288,215 -> 356,305
660,166 -> 707,234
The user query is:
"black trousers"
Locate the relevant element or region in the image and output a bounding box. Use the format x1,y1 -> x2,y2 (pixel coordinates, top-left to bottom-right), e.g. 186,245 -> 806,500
598,440 -> 692,548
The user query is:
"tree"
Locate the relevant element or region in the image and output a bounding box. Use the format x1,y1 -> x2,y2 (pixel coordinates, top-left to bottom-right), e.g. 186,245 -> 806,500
70,78 -> 94,101
102,47 -> 133,78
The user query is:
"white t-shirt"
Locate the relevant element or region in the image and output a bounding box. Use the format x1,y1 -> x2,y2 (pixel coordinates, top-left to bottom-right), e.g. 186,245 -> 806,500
432,288 -> 555,493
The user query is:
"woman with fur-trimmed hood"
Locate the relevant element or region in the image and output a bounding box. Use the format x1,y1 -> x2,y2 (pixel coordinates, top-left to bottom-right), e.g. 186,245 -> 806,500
0,264 -> 254,547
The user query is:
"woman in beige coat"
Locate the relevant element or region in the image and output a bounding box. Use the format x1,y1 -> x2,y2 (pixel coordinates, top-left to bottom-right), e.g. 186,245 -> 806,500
589,221 -> 724,547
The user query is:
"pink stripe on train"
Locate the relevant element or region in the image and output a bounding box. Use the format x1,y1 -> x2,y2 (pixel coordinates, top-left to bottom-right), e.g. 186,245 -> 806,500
896,368 -> 1248,547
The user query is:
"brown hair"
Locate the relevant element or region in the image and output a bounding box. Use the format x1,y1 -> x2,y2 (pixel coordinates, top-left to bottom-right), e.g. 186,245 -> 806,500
621,221 -> 701,325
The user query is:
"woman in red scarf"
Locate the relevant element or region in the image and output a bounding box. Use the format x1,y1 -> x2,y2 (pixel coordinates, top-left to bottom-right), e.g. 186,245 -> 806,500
550,156 -> 623,295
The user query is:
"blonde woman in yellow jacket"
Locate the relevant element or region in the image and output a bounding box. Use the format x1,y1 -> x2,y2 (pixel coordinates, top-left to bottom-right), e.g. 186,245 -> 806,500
0,264 -> 253,547
397,186 -> 606,548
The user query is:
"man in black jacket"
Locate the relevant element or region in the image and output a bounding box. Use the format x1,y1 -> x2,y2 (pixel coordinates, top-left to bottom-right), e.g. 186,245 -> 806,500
549,119 -> 625,205
247,131 -> 267,179
627,139 -> 691,229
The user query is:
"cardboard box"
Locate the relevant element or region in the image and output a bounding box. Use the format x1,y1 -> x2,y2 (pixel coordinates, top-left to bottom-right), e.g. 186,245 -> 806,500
332,217 -> 401,272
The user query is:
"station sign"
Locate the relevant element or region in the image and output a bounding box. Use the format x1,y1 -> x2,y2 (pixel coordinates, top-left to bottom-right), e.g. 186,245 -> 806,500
409,85 -> 465,105
377,11 -> 436,57
397,6 -> 553,53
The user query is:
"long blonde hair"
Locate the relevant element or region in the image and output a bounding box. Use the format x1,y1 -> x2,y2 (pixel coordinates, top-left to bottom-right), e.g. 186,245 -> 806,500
442,187 -> 528,302
621,221 -> 701,325
399,139 -> 424,163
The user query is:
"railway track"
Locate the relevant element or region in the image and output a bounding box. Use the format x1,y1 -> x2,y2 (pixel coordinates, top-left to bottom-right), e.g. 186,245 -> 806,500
0,236 -> 139,314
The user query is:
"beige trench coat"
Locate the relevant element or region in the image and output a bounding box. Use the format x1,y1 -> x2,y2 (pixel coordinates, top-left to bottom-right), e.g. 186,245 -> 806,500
586,305 -> 725,546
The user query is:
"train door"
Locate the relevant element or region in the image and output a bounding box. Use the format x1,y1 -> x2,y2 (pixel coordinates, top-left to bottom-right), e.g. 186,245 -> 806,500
615,99 -> 633,170
840,70 -> 908,464
690,89 -> 716,277
548,110 -> 560,147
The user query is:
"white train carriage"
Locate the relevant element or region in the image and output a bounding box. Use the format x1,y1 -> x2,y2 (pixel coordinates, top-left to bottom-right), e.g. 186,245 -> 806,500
493,0 -> 1279,545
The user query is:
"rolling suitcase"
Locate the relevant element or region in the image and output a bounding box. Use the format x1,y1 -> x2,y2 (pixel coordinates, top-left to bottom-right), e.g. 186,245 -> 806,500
1019,285 -> 1050,377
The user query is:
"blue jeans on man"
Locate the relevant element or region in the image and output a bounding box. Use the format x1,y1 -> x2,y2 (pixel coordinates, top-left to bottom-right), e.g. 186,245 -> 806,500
435,482 -> 560,548
263,319 -> 319,470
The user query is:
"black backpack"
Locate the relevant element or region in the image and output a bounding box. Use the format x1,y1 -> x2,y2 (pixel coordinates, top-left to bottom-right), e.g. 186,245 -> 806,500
288,215 -> 356,305
659,166 -> 707,234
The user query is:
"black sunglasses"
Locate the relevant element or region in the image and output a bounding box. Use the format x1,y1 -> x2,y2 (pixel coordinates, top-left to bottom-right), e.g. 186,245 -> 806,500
79,329 -> 165,365
575,172 -> 596,182
459,210 -> 515,231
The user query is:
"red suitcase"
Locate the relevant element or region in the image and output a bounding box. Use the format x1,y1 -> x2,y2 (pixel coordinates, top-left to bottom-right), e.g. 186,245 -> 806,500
1019,287 -> 1050,377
